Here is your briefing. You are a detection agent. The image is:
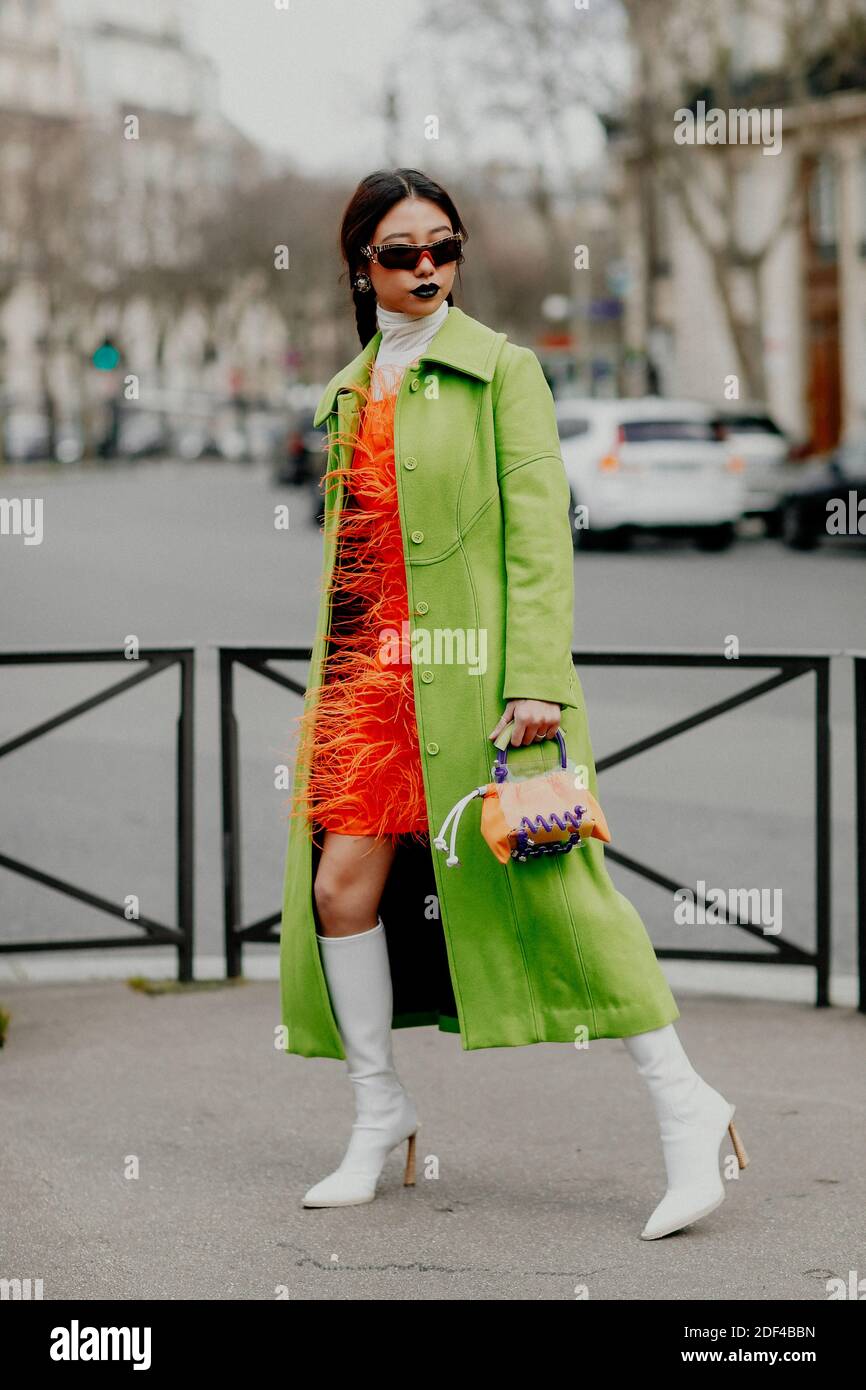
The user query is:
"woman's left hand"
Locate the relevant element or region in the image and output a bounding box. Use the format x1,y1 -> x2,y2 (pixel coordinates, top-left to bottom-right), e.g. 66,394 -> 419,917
489,699 -> 562,747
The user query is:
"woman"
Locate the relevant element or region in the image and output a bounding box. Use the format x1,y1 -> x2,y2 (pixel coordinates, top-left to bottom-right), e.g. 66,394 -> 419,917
279,169 -> 748,1238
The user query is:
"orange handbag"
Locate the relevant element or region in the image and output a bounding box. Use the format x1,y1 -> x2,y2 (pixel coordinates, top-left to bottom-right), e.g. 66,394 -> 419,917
433,720 -> 611,867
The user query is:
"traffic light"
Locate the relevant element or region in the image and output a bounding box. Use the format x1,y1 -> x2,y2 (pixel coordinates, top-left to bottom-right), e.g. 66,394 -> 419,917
92,339 -> 120,371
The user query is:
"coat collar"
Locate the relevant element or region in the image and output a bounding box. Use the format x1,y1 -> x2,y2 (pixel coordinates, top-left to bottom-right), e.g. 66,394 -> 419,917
312,305 -> 505,427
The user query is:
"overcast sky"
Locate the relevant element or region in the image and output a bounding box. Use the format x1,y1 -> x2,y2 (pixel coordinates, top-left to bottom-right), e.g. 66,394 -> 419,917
188,0 -> 448,173
187,0 -> 606,178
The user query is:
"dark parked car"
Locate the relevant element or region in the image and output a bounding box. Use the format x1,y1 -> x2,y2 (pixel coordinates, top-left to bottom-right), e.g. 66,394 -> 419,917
273,407 -> 327,492
777,440 -> 866,550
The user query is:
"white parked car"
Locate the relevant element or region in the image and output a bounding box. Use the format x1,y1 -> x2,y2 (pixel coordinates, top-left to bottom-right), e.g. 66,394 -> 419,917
710,407 -> 791,532
555,397 -> 747,551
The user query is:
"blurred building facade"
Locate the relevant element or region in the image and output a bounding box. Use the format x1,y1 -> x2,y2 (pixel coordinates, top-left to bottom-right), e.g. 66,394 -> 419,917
0,0 -> 289,458
611,1 -> 866,452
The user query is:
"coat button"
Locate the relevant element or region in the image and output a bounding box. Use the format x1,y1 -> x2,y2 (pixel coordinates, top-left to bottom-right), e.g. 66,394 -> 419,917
416,600 -> 429,614
421,669 -> 434,683
403,456 -> 418,469
426,741 -> 439,755
410,529 -> 424,543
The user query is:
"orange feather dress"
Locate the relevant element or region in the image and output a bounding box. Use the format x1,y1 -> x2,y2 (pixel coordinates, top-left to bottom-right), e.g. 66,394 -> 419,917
288,365 -> 429,847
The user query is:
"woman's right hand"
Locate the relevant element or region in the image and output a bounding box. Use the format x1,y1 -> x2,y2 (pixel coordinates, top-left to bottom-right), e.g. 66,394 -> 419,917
489,698 -> 561,747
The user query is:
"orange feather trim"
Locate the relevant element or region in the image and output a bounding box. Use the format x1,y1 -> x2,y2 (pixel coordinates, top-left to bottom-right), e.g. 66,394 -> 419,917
286,369 -> 429,848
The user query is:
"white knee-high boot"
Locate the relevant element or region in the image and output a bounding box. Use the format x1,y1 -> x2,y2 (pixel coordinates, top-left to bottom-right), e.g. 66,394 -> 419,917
622,1023 -> 749,1239
302,916 -> 420,1208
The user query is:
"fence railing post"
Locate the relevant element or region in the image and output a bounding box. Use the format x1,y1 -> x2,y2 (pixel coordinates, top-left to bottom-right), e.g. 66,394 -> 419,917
815,656 -> 831,1007
176,649 -> 195,983
220,649 -> 243,979
854,655 -> 866,1014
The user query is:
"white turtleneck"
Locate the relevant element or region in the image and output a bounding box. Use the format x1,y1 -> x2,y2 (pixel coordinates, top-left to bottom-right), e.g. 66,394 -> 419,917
371,299 -> 450,399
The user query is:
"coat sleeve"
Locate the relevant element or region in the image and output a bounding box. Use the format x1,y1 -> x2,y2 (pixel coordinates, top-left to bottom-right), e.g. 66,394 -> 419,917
493,345 -> 579,711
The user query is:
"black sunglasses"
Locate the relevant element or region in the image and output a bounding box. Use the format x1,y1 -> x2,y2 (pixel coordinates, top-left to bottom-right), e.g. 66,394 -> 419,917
360,231 -> 464,271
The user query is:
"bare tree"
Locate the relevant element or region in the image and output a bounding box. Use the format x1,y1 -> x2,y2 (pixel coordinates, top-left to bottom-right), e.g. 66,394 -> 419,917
0,111 -> 97,455
421,0 -> 623,260
621,0 -> 866,399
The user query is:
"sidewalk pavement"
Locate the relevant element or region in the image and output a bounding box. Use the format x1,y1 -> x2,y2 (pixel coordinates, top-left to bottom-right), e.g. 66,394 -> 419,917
1,975 -> 864,1301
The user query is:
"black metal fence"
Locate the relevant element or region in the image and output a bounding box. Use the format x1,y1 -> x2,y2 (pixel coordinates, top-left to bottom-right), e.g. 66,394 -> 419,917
3,643 -> 860,1012
219,644 -> 844,1008
578,650 -> 832,1005
854,654 -> 866,1016
0,647 -> 194,980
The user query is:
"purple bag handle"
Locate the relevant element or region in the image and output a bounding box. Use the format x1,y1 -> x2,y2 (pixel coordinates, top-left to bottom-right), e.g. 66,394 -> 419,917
493,719 -> 568,785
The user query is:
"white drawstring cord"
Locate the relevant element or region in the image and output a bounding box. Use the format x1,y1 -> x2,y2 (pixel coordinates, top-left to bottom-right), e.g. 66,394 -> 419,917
433,785 -> 487,866
432,798 -> 462,849
432,788 -> 476,847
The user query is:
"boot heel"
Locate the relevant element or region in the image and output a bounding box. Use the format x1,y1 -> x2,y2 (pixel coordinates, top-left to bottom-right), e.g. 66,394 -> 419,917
403,1130 -> 418,1187
728,1119 -> 749,1169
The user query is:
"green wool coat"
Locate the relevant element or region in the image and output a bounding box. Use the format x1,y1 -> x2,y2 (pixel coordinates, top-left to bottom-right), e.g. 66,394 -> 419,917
279,305 -> 679,1057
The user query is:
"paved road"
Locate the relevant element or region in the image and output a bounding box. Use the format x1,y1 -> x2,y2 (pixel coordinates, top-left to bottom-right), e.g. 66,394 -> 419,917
1,976 -> 863,1300
1,458 -> 863,977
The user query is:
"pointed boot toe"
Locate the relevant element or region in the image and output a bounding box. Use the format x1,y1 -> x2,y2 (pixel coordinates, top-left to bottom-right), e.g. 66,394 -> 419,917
640,1184 -> 726,1240
639,1096 -> 747,1240
302,1170 -> 378,1208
